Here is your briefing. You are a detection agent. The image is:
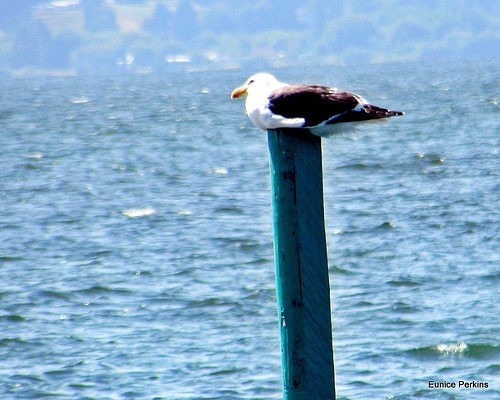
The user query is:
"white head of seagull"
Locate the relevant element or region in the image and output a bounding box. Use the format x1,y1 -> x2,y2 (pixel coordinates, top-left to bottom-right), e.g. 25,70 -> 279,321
231,73 -> 404,137
230,73 -> 285,99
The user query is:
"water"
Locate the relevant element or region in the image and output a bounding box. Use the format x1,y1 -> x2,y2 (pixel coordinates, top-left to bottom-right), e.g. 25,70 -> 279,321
0,59 -> 499,399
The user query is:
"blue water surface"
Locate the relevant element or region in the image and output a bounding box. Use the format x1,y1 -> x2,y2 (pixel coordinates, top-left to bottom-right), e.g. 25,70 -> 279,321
0,59 -> 499,399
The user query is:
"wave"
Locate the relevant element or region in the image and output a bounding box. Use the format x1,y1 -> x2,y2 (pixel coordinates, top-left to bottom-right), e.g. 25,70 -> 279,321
407,342 -> 500,360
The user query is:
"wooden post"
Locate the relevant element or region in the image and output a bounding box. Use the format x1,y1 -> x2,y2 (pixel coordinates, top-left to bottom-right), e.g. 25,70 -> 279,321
268,128 -> 335,400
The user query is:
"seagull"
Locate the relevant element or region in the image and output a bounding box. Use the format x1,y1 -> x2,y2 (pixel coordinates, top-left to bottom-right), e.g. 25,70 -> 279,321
231,73 -> 404,137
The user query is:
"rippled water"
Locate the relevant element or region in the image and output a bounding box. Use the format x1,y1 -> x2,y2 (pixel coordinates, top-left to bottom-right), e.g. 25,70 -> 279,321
1,59 -> 499,399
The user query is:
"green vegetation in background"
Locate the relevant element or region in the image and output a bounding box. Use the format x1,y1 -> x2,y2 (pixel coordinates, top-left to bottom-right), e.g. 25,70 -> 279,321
0,0 -> 498,74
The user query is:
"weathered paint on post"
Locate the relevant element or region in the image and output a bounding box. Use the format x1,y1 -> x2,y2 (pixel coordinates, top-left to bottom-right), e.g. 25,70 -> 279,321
268,128 -> 335,400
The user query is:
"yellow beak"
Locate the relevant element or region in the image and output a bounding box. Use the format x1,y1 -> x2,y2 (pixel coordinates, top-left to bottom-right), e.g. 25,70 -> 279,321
231,86 -> 248,99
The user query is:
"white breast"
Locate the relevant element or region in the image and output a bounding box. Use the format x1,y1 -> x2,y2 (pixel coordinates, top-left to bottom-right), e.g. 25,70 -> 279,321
245,93 -> 305,130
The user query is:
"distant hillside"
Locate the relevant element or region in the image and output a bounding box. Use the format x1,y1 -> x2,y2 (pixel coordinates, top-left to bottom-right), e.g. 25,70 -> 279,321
0,0 -> 498,74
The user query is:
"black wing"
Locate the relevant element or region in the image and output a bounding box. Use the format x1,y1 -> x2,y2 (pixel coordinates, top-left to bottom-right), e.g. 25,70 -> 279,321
330,104 -> 404,124
268,84 -> 404,127
268,84 -> 361,127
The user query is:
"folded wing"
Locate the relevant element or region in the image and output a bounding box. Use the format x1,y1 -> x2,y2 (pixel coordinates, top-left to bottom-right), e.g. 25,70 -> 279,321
268,84 -> 403,128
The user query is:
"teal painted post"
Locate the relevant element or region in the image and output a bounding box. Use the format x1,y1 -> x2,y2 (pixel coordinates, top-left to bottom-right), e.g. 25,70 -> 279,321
268,128 -> 335,400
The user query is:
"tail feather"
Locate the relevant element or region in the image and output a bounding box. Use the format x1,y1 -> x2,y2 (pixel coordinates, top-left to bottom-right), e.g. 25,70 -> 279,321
328,104 -> 404,124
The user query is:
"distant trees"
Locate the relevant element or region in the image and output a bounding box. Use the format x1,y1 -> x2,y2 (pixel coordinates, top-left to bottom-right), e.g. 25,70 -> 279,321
202,10 -> 236,34
82,0 -> 117,33
10,21 -> 52,68
329,19 -> 380,52
0,0 -> 44,33
236,1 -> 302,33
143,1 -> 199,41
4,1 -> 80,70
173,1 -> 199,41
143,4 -> 172,39
9,21 -> 80,69
0,0 -> 498,73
